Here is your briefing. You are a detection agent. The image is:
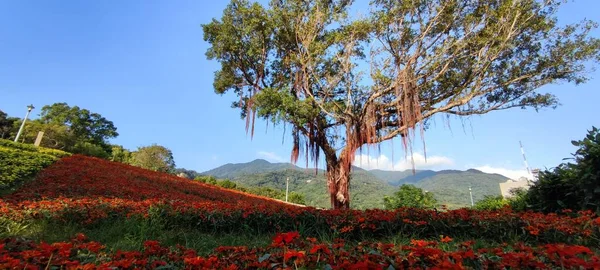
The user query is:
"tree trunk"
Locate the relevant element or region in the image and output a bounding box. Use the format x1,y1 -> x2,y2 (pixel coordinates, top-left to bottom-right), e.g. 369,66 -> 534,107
326,157 -> 352,209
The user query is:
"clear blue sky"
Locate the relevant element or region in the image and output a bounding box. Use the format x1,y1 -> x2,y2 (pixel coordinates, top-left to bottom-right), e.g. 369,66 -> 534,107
1,0 -> 599,179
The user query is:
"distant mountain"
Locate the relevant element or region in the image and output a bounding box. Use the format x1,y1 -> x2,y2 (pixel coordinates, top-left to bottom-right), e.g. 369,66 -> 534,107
201,159 -> 396,209
200,159 -> 511,209
414,169 -> 508,208
201,159 -> 299,179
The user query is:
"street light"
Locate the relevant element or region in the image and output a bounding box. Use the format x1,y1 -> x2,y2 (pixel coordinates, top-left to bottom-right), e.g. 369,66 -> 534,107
14,104 -> 35,143
469,186 -> 474,207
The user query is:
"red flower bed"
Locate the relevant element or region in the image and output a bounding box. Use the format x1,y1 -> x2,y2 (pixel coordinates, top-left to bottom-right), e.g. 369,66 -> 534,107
1,233 -> 598,269
1,155 -> 599,245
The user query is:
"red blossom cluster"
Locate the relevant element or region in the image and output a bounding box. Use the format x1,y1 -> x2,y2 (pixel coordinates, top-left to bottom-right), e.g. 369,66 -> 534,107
1,233 -> 599,269
1,155 -> 599,245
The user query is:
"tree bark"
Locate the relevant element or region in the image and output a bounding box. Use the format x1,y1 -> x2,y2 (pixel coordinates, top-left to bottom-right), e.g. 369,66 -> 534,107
326,156 -> 352,209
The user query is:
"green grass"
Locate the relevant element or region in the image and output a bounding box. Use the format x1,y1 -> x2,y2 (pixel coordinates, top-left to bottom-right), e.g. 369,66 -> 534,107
0,217 -> 273,256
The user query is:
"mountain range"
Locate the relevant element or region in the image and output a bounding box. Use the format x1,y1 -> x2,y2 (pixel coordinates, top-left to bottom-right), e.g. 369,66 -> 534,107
200,159 -> 511,209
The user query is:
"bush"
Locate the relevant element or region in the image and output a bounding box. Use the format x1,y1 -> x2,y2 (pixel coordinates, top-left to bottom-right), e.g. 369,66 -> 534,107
216,179 -> 237,189
474,195 -> 509,211
0,147 -> 58,189
383,185 -> 437,209
71,142 -> 110,159
0,139 -> 71,158
526,127 -> 600,213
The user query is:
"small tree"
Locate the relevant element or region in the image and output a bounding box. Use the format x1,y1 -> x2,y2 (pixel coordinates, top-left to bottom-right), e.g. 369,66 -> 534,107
204,0 -> 600,209
527,127 -> 600,213
130,144 -> 176,173
474,195 -> 509,211
383,184 -> 437,209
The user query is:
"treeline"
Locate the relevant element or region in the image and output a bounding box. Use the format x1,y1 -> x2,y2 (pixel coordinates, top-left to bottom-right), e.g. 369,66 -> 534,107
193,175 -> 306,205
1,104 -> 177,173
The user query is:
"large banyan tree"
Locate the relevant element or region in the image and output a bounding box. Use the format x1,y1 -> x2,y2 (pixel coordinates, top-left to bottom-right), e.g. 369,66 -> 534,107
203,0 -> 600,209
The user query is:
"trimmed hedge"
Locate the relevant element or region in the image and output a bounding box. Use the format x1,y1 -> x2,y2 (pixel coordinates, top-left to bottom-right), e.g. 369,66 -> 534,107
0,139 -> 71,190
0,139 -> 71,158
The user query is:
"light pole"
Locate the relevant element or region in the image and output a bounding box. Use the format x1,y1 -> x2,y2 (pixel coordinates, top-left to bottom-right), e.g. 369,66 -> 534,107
469,186 -> 474,207
285,177 -> 289,202
14,104 -> 35,143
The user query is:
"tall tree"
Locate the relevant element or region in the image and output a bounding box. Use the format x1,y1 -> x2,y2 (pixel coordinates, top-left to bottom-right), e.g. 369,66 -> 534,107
130,144 -> 176,173
39,103 -> 118,152
203,0 -> 600,209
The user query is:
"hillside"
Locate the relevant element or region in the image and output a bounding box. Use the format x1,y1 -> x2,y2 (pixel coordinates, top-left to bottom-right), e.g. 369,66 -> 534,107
415,169 -> 508,208
6,155 -> 300,211
201,160 -> 396,209
201,159 -> 512,209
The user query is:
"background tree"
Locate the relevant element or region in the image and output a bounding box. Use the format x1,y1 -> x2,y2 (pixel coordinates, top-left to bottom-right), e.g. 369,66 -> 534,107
39,103 -> 118,153
0,110 -> 18,139
204,0 -> 600,209
110,145 -> 133,164
383,184 -> 437,209
130,144 -> 176,173
13,120 -> 75,149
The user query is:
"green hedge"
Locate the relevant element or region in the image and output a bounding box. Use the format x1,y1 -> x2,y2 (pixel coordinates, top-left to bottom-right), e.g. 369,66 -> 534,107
0,147 -> 58,189
0,139 -> 71,158
0,139 -> 70,191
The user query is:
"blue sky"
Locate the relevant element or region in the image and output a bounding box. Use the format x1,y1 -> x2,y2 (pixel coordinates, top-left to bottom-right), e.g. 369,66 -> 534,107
1,0 -> 599,179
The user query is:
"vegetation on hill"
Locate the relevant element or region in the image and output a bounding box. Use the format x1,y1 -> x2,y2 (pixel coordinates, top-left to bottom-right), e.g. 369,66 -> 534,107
200,159 -> 512,209
384,185 -> 437,209
0,139 -> 70,191
202,163 -> 397,209
414,170 -> 507,209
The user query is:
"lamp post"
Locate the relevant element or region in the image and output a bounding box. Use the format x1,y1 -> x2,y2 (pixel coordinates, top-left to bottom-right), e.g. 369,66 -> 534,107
14,104 -> 35,143
469,186 -> 474,207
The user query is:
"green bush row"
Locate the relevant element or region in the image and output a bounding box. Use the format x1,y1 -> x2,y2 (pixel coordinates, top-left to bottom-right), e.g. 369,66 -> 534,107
0,147 -> 58,190
0,139 -> 71,158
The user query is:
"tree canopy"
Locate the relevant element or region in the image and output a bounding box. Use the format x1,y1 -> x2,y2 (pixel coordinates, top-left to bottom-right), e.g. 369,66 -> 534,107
130,144 -> 176,173
39,103 -> 118,151
204,0 -> 600,209
383,184 -> 437,209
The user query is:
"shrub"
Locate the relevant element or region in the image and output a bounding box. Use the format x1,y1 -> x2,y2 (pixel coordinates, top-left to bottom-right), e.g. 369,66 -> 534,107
0,147 -> 58,189
526,127 -> 600,213
383,185 -> 437,209
216,179 -> 237,189
474,195 -> 509,211
0,139 -> 71,158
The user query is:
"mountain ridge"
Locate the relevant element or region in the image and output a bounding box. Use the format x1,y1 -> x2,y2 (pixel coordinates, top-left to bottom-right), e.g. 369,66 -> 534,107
200,159 -> 511,209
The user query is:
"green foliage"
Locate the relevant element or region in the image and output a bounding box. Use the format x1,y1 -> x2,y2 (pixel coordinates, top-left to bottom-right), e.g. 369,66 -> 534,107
383,185 -> 437,209
39,103 -> 118,152
474,196 -> 509,211
526,127 -> 600,213
71,142 -> 110,159
0,139 -> 71,158
204,0 -> 600,209
216,179 -> 237,189
508,188 -> 529,212
413,170 -> 507,209
110,145 -> 133,164
0,147 -> 57,190
0,139 -> 70,190
129,144 -> 176,173
0,110 -> 18,139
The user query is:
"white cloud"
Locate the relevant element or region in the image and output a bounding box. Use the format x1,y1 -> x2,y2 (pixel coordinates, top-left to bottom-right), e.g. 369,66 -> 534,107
257,151 -> 286,163
474,165 -> 529,180
354,153 -> 454,171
